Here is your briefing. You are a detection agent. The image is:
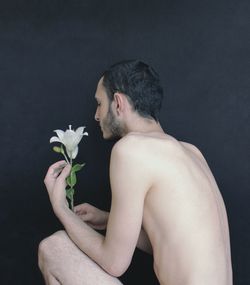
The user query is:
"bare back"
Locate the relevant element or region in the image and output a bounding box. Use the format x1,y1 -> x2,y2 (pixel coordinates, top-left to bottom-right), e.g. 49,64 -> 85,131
129,132 -> 232,285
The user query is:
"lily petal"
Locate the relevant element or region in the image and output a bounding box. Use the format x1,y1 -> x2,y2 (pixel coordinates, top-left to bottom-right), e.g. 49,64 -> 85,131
50,136 -> 62,143
73,134 -> 84,146
54,130 -> 65,141
76,126 -> 85,136
72,146 -> 79,159
63,130 -> 77,151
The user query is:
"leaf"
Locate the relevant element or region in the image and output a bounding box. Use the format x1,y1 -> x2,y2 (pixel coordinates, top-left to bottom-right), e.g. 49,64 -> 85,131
66,188 -> 75,200
66,171 -> 77,187
72,163 -> 85,173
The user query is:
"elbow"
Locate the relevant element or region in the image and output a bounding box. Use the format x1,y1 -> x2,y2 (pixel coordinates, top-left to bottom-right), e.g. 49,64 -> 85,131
107,266 -> 127,278
105,258 -> 130,278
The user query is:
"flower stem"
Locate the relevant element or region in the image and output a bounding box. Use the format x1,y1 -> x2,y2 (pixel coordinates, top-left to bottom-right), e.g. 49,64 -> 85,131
69,153 -> 74,210
60,145 -> 70,164
70,194 -> 74,211
62,152 -> 70,164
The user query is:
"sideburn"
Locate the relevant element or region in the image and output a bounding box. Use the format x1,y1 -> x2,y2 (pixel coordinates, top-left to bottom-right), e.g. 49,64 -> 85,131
105,103 -> 126,140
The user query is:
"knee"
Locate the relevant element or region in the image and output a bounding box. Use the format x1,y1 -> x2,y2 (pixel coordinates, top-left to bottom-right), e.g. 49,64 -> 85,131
38,230 -> 67,271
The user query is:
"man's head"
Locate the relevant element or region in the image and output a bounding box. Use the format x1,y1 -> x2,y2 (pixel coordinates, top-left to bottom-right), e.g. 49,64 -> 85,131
95,60 -> 163,140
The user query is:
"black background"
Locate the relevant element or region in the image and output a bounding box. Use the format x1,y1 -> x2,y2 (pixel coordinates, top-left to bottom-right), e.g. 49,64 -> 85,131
0,0 -> 249,284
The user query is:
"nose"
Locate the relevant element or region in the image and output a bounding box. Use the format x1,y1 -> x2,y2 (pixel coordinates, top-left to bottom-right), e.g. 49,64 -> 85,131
95,108 -> 100,122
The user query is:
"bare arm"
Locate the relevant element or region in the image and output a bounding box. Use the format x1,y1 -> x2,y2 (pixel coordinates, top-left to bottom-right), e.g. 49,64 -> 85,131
44,140 -> 151,277
74,203 -> 109,230
74,204 -> 152,254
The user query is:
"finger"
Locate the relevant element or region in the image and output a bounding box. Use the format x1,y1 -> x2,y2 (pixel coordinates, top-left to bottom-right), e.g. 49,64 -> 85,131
75,208 -> 87,215
44,160 -> 67,181
55,164 -> 72,185
74,203 -> 90,213
48,160 -> 68,175
74,206 -> 86,214
78,212 -> 93,222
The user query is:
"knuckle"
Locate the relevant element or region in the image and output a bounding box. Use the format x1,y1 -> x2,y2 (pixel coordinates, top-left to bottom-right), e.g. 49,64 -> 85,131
56,175 -> 65,183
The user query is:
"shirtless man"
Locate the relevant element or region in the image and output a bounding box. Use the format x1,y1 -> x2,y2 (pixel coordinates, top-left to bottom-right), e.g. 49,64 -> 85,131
39,60 -> 233,285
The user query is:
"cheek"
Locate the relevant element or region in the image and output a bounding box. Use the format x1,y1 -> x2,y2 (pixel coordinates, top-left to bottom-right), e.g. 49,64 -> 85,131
101,106 -> 109,119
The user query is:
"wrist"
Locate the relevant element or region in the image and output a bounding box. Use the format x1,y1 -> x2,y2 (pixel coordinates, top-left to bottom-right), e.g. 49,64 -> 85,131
53,203 -> 70,218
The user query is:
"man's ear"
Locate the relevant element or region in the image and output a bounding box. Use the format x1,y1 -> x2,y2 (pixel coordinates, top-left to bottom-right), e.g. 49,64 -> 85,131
113,92 -> 125,115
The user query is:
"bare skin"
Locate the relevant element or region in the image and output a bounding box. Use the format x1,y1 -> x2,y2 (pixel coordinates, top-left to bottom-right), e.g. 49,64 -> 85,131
39,77 -> 232,285
125,132 -> 232,285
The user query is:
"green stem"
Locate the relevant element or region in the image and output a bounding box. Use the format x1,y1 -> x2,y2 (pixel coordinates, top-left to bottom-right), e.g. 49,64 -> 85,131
62,152 -> 70,164
70,193 -> 74,211
70,153 -> 74,210
60,145 -> 70,164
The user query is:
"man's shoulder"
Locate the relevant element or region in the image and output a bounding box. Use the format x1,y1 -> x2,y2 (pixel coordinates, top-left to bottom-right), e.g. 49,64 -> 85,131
111,132 -> 158,155
110,134 -> 154,190
111,132 -> 180,161
114,133 -> 141,145
112,134 -> 206,167
111,134 -> 142,159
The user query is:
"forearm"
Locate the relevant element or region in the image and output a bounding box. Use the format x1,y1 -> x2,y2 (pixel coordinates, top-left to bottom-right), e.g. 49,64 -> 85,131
54,205 -> 111,273
105,212 -> 152,254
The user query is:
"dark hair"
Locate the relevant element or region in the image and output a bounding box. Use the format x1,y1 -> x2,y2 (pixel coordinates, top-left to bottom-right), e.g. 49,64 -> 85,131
102,60 -> 163,122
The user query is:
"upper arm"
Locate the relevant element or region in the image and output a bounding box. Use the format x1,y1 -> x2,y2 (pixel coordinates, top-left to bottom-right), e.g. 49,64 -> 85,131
103,139 -> 151,276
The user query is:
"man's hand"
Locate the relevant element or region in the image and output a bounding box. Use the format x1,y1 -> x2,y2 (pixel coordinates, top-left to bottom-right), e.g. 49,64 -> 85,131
44,160 -> 71,212
74,203 -> 109,230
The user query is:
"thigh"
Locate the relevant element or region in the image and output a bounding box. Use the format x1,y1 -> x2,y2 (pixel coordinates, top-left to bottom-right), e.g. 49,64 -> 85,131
43,230 -> 123,285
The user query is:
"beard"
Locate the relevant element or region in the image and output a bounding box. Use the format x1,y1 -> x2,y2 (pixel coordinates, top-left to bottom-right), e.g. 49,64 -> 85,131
102,106 -> 125,140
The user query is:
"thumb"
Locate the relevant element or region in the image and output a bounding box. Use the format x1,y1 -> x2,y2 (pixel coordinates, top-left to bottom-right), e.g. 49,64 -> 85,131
57,164 -> 72,182
79,212 -> 93,222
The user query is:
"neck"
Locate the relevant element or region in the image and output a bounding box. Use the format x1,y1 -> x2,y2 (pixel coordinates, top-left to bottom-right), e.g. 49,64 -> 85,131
122,115 -> 165,136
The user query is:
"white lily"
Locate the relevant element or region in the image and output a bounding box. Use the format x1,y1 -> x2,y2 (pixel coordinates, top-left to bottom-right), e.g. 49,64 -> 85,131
50,125 -> 88,160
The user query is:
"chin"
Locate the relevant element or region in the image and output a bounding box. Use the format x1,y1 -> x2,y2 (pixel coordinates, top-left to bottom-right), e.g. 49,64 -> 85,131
102,130 -> 110,140
102,133 -> 108,139
102,132 -> 119,141
103,133 -> 112,140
